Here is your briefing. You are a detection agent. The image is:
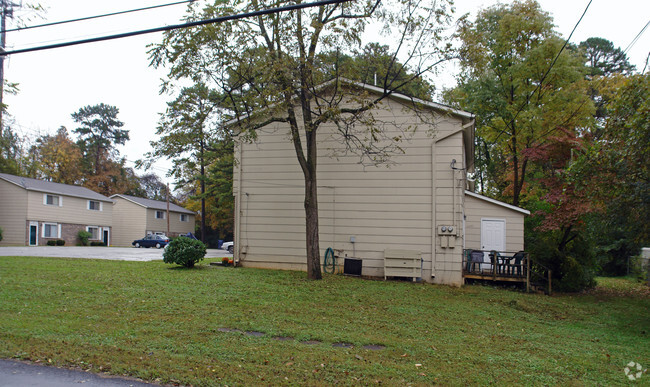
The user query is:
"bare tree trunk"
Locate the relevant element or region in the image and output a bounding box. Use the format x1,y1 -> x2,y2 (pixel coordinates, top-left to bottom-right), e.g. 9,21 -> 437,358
303,119 -> 322,279
304,171 -> 321,279
200,136 -> 206,243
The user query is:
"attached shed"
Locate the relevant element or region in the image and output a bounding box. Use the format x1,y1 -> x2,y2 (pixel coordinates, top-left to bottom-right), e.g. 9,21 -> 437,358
464,190 -> 529,253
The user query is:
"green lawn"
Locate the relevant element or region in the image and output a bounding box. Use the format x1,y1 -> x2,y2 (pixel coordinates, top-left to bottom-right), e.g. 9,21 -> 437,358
1,257 -> 648,386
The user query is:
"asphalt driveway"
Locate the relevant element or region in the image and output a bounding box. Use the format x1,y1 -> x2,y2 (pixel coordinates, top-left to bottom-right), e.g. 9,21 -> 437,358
0,246 -> 229,261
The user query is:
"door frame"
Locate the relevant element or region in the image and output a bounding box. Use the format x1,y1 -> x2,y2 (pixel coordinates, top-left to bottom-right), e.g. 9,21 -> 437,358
28,221 -> 38,246
102,228 -> 110,247
480,218 -> 506,270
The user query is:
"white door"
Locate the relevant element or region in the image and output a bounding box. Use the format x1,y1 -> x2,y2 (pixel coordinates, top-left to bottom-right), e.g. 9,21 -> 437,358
481,219 -> 505,269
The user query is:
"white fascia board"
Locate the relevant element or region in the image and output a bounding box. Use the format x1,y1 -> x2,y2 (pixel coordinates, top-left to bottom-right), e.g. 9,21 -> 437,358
109,194 -> 149,209
465,190 -> 531,215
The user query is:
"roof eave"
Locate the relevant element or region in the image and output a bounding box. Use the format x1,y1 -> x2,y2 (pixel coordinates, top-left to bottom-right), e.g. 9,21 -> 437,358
464,190 -> 531,215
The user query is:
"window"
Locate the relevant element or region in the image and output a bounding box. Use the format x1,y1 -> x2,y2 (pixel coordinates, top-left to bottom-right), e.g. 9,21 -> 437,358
88,200 -> 101,211
155,210 -> 166,219
44,194 -> 61,206
86,226 -> 100,240
180,214 -> 189,222
43,223 -> 60,238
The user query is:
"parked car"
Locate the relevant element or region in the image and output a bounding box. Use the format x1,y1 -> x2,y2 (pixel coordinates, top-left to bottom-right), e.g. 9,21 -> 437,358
132,234 -> 170,249
222,241 -> 234,254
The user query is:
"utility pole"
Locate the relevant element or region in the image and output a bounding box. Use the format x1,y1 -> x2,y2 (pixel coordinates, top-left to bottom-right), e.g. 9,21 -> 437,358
0,0 -> 12,132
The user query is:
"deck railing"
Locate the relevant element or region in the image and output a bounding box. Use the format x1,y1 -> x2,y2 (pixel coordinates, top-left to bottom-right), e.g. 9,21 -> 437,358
462,249 -> 552,294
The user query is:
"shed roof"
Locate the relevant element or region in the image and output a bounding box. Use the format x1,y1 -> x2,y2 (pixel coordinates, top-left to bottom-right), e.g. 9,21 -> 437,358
464,190 -> 530,215
0,172 -> 113,202
110,194 -> 195,215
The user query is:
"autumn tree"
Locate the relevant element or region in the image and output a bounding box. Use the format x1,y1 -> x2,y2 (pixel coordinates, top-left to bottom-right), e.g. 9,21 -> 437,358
33,126 -> 83,184
150,0 -> 454,279
574,72 -> 650,274
0,126 -> 22,174
447,0 -> 594,206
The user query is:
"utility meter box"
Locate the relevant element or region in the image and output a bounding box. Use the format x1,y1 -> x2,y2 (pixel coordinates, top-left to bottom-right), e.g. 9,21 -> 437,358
437,225 -> 457,235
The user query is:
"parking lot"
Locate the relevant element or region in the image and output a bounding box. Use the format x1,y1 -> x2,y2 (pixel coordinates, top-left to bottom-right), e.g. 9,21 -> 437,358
0,246 -> 230,261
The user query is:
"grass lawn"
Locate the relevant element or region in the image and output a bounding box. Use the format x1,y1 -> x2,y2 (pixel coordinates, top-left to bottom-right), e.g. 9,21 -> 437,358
1,257 -> 648,386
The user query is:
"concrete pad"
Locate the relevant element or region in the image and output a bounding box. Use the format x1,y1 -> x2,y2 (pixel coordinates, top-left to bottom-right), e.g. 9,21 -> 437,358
0,246 -> 230,261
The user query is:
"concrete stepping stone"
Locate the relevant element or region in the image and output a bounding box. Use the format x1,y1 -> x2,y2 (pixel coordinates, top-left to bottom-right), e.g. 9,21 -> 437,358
245,331 -> 265,337
332,342 -> 354,349
217,328 -> 241,333
272,336 -> 294,341
362,344 -> 385,350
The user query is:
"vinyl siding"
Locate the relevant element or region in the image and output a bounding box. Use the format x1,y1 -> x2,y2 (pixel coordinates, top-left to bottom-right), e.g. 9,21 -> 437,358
464,193 -> 525,252
26,191 -> 112,227
145,208 -> 194,235
111,198 -> 147,247
235,96 -> 469,285
0,180 -> 28,245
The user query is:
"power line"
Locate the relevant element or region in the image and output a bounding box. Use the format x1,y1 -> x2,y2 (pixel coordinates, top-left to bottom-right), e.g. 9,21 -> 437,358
2,0 -> 195,34
495,0 -> 593,142
623,19 -> 650,55
0,0 -> 350,56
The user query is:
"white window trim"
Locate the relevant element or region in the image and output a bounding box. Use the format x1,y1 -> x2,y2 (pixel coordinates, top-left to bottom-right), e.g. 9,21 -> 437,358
43,194 -> 62,207
155,210 -> 166,220
180,213 -> 189,222
86,226 -> 101,240
42,222 -> 61,238
87,200 -> 103,211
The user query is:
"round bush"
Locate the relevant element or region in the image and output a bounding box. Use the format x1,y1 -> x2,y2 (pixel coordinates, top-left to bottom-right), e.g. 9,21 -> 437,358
163,236 -> 207,268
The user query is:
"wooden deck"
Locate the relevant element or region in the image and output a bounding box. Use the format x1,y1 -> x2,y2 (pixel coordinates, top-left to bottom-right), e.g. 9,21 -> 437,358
462,249 -> 552,294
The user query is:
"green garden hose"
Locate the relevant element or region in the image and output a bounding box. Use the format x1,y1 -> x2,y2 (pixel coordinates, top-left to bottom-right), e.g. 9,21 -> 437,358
324,247 -> 336,274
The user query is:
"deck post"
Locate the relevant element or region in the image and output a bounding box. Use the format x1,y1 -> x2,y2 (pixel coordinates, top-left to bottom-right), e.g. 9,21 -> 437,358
526,255 -> 531,293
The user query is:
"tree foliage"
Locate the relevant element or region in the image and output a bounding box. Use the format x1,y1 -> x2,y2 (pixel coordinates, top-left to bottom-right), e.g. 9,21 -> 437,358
33,126 -> 83,184
579,37 -> 635,77
449,0 -> 594,206
72,103 -> 129,176
150,0 -> 454,279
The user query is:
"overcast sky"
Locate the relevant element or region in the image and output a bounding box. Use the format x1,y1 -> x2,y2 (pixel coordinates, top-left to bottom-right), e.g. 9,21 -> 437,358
3,0 -> 649,186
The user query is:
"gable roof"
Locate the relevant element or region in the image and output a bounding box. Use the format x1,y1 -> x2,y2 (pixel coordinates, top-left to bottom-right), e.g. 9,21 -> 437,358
464,190 -> 530,215
227,77 -> 475,128
0,172 -> 113,202
110,194 -> 195,215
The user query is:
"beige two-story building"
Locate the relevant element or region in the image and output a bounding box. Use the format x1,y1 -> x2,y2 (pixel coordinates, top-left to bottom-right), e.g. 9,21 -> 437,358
109,194 -> 196,247
0,173 -> 113,246
232,81 -> 529,286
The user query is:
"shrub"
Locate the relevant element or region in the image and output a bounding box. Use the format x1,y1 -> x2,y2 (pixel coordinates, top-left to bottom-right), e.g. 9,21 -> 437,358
222,257 -> 230,266
46,240 -> 57,246
56,239 -> 65,246
0,226 -> 3,242
77,230 -> 92,246
163,236 -> 207,268
90,241 -> 106,246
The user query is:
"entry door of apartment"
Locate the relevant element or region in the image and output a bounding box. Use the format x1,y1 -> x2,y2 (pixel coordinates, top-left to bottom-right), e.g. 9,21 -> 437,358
481,219 -> 505,269
29,222 -> 38,246
103,229 -> 110,246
